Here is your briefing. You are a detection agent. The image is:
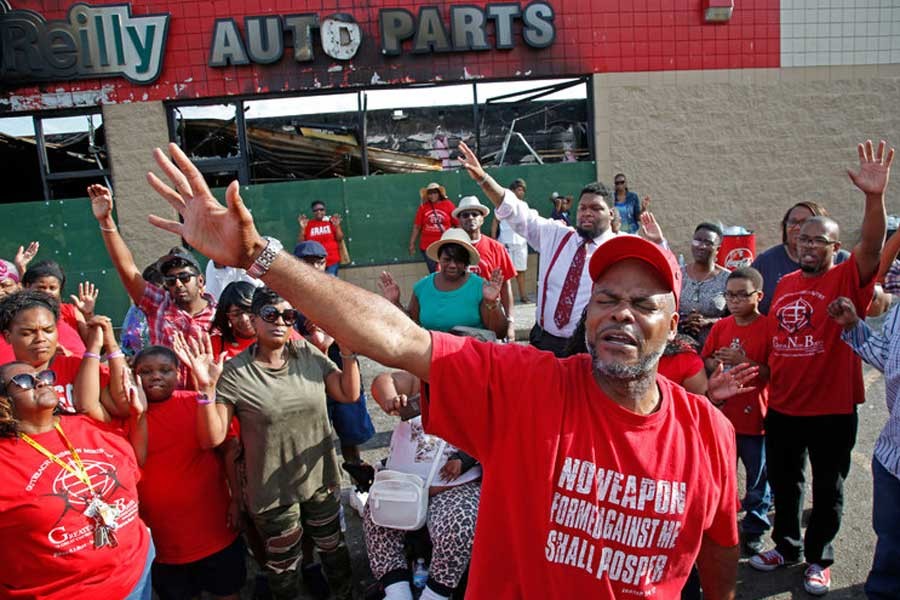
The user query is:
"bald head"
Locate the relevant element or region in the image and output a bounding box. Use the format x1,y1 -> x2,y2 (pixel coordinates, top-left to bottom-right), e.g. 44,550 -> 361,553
798,216 -> 842,275
803,216 -> 840,241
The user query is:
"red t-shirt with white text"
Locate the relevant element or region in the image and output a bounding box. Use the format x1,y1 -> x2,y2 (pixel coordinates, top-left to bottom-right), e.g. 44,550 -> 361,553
470,235 -> 517,281
0,416 -> 150,599
304,219 -> 341,267
768,257 -> 874,416
49,354 -> 110,415
701,315 -> 769,435
422,333 -> 738,599
139,390 -> 237,564
414,200 -> 458,249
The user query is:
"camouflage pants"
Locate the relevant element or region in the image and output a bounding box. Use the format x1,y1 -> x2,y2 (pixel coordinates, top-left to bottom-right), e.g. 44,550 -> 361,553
250,486 -> 353,600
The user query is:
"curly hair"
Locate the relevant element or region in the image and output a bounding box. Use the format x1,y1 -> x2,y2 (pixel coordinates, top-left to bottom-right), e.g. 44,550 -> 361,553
0,361 -> 29,438
0,290 -> 59,332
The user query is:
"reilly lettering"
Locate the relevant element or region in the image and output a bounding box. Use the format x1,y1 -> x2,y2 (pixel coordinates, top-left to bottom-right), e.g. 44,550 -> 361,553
0,1 -> 169,84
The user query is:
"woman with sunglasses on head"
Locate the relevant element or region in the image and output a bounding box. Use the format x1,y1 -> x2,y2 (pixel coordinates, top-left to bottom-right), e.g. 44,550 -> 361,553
184,286 -> 360,600
0,360 -> 153,599
0,290 -> 127,415
678,222 -> 731,349
210,281 -> 259,359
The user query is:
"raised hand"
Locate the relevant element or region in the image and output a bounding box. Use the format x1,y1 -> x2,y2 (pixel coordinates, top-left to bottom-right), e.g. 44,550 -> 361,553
640,195 -> 651,212
482,268 -> 503,303
71,282 -> 99,317
848,139 -> 894,196
331,214 -> 342,226
14,241 -> 39,275
124,369 -> 147,418
297,214 -> 309,230
457,141 -> 486,183
377,271 -> 402,305
147,144 -> 263,269
827,296 -> 860,330
171,331 -> 226,390
639,211 -> 664,245
707,362 -> 759,403
87,184 -> 114,222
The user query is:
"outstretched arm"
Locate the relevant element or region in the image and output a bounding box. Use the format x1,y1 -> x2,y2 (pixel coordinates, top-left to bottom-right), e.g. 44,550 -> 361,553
458,141 -> 505,208
848,139 -> 894,283
147,144 -> 433,381
87,184 -> 146,304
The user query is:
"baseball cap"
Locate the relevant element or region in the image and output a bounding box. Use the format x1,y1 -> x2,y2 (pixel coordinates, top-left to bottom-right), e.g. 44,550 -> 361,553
588,236 -> 682,304
156,247 -> 201,274
293,241 -> 327,259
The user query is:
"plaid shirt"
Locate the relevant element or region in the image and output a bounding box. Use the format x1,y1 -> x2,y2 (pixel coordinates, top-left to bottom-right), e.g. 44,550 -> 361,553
139,283 -> 217,387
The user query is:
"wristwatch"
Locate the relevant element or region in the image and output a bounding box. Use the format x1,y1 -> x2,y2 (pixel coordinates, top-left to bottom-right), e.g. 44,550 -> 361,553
247,236 -> 283,278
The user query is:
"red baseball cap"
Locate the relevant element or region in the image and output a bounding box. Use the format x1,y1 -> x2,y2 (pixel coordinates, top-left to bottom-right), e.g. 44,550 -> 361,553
588,236 -> 682,305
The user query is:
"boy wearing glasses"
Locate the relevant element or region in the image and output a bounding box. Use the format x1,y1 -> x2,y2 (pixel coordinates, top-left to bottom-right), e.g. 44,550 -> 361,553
89,184 -> 216,387
701,267 -> 772,557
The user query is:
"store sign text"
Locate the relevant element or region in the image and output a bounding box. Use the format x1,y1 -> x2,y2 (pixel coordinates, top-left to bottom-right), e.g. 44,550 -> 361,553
0,2 -> 169,84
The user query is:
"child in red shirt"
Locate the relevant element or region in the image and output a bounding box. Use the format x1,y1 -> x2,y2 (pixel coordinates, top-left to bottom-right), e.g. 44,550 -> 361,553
701,267 -> 771,554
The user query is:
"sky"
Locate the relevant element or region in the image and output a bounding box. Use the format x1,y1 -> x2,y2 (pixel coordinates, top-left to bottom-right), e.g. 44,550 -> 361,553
1,78 -> 586,136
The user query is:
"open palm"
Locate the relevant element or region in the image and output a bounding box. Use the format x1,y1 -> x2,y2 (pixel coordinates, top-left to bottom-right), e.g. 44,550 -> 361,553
848,139 -> 894,196
147,144 -> 263,268
482,268 -> 503,302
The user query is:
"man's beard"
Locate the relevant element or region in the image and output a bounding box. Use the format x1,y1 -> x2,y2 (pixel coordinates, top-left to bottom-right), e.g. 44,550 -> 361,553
586,330 -> 664,381
576,225 -> 602,240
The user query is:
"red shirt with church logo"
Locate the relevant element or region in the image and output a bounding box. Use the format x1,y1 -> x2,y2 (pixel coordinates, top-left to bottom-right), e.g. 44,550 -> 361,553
422,332 -> 738,599
767,256 -> 874,416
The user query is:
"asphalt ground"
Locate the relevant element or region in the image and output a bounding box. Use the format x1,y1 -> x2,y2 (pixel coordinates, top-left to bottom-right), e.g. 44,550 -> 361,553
241,301 -> 886,599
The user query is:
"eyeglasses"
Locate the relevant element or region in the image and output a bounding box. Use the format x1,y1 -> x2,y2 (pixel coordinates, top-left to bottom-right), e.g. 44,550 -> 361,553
258,305 -> 300,325
724,291 -> 759,301
458,211 -> 482,219
797,235 -> 837,248
614,180 -> 625,185
163,272 -> 197,287
6,369 -> 56,392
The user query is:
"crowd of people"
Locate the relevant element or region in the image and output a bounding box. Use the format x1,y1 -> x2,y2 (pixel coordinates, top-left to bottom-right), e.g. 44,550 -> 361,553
0,136 -> 896,600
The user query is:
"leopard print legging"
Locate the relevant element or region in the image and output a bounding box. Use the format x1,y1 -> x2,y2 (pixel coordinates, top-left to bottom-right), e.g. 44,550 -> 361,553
363,480 -> 481,589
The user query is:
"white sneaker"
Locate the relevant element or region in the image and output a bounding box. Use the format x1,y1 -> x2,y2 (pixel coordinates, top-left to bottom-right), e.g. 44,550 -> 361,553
803,564 -> 831,596
349,490 -> 368,517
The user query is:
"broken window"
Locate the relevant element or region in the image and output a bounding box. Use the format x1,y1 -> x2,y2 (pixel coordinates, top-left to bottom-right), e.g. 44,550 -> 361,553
0,110 -> 109,203
171,103 -> 241,161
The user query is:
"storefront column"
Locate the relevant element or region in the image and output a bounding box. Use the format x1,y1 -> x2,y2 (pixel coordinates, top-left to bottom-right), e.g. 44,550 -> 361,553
102,101 -> 180,271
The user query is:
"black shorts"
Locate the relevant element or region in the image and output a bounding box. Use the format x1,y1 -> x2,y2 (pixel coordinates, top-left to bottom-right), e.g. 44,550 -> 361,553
151,537 -> 247,599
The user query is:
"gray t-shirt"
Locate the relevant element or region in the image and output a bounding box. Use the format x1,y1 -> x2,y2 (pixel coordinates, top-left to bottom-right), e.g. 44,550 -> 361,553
216,339 -> 340,514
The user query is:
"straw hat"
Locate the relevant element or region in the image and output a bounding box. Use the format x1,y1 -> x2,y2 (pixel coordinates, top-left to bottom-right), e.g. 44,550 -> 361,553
425,228 -> 480,265
452,196 -> 490,219
419,182 -> 448,201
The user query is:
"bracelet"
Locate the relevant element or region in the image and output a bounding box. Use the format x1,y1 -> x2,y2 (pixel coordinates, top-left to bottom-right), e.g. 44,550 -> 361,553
340,352 -> 358,361
196,392 -> 214,405
485,300 -> 501,311
104,350 -> 124,360
83,351 -> 102,360
99,224 -> 117,233
477,173 -> 489,185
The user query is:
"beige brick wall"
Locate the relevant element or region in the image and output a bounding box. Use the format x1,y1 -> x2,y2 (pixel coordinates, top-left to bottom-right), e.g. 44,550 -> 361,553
103,101 -> 181,271
593,65 -> 900,260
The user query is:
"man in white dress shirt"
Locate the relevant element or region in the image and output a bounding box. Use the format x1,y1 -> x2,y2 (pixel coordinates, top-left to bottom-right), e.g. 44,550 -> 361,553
457,142 -> 663,356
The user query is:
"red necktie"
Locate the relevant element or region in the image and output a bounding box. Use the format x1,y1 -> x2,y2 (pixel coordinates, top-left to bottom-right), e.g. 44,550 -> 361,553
554,240 -> 587,329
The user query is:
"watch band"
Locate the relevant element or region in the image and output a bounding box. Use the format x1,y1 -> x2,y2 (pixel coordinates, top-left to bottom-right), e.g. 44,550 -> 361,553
247,237 -> 281,278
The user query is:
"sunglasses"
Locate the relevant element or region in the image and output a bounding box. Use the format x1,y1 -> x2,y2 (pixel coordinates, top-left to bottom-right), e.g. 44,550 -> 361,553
6,369 -> 56,392
258,305 -> 300,325
312,207 -> 326,212
163,272 -> 197,287
458,211 -> 482,219
614,180 -> 626,185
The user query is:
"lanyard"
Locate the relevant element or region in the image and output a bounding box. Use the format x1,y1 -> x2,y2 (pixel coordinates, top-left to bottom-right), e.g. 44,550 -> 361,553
20,423 -> 95,493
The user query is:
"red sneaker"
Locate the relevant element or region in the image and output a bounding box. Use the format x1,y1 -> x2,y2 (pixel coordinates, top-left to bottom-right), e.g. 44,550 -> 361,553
803,564 -> 831,596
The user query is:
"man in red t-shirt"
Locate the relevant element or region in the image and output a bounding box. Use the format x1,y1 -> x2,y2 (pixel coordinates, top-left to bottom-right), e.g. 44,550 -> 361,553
453,195 -> 518,340
297,200 -> 345,276
748,140 -> 894,597
145,143 -> 757,598
409,182 -> 457,273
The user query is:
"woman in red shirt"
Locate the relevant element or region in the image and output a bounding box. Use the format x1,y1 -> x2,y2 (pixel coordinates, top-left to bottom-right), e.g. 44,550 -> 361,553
0,361 -> 153,599
210,281 -> 257,359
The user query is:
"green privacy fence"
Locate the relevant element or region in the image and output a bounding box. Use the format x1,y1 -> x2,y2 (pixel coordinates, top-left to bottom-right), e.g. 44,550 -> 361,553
1,161 -> 597,322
